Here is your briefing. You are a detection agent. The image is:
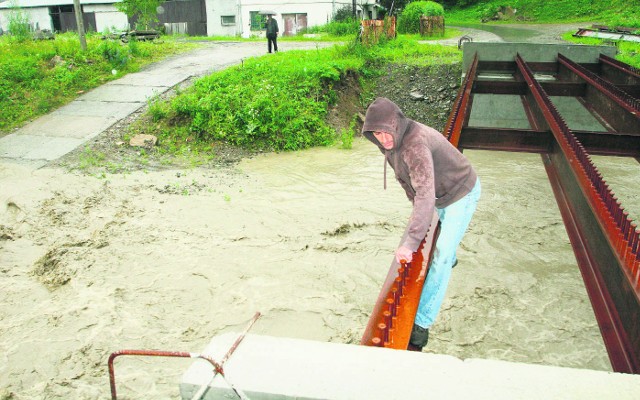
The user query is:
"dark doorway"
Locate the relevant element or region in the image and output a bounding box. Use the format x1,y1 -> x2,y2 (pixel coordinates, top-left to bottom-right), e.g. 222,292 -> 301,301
50,5 -> 96,33
128,0 -> 207,36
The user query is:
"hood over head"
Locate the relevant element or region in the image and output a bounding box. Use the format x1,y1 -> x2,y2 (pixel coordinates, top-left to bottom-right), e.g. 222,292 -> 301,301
361,97 -> 410,151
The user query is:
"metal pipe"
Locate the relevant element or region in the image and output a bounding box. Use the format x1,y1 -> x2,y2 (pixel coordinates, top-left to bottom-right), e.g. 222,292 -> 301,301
108,312 -> 261,400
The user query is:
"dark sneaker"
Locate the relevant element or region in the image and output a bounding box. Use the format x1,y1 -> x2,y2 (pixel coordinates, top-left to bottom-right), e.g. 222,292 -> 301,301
408,324 -> 429,351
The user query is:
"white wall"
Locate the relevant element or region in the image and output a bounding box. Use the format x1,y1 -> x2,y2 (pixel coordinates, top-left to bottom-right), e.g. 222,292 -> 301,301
207,0 -> 379,38
0,4 -> 128,33
0,6 -> 52,31
206,0 -> 240,37
84,4 -> 129,32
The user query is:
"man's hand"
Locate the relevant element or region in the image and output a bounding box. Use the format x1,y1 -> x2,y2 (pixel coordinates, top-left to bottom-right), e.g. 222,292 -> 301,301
395,245 -> 413,264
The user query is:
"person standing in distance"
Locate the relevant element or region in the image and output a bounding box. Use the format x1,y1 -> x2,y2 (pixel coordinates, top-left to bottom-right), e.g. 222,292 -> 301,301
266,14 -> 279,53
362,97 -> 481,351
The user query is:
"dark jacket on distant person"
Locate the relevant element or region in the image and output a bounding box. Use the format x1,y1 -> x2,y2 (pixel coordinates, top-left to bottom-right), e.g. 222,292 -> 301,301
266,18 -> 279,37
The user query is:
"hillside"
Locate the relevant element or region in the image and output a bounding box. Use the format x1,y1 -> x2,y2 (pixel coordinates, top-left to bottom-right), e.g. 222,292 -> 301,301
445,0 -> 639,26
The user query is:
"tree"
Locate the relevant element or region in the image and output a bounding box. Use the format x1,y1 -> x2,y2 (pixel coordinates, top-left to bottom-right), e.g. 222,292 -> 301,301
73,0 -> 87,51
334,5 -> 356,22
378,0 -> 411,16
116,0 -> 163,30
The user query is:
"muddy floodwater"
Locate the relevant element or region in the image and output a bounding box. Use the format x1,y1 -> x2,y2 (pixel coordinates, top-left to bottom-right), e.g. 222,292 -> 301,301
2,136 -> 637,398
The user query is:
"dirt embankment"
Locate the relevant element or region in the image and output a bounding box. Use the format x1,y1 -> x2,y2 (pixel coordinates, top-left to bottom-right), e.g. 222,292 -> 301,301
52,60 -> 462,174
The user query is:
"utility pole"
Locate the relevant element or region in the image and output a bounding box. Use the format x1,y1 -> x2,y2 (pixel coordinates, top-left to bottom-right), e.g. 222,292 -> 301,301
352,0 -> 356,18
73,0 -> 87,51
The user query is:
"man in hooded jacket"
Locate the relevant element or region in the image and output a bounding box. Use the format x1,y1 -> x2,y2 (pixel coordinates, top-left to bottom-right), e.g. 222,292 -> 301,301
362,97 -> 481,351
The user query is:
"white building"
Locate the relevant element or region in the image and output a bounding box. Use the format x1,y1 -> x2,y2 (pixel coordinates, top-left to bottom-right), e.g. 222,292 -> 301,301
0,0 -> 382,37
208,0 -> 382,38
0,0 -> 128,33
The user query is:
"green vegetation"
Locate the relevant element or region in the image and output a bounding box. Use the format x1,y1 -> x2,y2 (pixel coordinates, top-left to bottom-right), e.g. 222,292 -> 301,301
398,1 -> 445,34
445,0 -> 639,25
0,32 -> 198,133
116,0 -> 163,30
444,0 -> 639,70
3,0 -> 638,167
562,33 -> 640,69
140,39 -> 460,155
7,2 -> 31,42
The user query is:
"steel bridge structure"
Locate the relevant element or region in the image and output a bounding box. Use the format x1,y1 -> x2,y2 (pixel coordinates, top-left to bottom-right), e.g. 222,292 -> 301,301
361,43 -> 640,374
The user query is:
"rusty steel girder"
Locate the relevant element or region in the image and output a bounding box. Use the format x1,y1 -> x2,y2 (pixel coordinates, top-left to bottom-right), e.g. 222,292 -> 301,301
514,52 -> 640,373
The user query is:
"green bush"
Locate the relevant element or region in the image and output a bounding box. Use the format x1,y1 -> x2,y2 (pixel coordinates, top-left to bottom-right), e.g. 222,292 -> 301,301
165,48 -> 364,151
334,5 -> 355,22
7,4 -> 31,42
397,1 -> 445,34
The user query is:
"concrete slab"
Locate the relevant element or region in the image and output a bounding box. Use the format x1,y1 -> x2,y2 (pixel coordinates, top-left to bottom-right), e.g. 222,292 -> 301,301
11,114 -> 117,139
181,333 -> 640,400
550,96 -> 609,132
0,134 -> 85,160
78,85 -> 168,102
463,42 -> 617,72
0,157 -> 49,169
107,71 -> 189,88
467,94 -> 531,129
51,100 -> 142,120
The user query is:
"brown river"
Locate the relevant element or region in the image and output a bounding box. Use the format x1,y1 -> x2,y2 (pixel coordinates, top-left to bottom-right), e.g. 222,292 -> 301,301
2,138 -> 638,398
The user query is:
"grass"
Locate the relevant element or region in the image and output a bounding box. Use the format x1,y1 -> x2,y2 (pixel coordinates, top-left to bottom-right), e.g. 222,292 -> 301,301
4,0 -> 639,168
0,32 -> 199,134
561,32 -> 640,69
129,36 -> 462,157
445,0 -> 639,25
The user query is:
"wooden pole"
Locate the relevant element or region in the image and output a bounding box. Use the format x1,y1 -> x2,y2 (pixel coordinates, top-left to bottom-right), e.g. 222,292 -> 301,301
73,0 -> 87,51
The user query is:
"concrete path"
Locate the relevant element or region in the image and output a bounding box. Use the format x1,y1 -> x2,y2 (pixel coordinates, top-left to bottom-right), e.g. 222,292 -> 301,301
0,41 -> 334,170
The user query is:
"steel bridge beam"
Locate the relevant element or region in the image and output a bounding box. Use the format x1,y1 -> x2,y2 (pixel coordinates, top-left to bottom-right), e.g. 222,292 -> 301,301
515,52 -> 640,373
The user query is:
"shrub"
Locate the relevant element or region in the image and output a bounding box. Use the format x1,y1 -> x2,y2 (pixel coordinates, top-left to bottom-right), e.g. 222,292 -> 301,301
334,5 -> 355,22
7,3 -> 31,42
397,1 -> 445,34
164,48 -> 364,151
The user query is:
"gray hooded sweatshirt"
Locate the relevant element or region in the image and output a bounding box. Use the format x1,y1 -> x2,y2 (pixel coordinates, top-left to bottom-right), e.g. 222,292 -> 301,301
362,97 -> 477,252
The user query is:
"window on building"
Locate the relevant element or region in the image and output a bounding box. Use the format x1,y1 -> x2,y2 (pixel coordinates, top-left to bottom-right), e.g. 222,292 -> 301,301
221,15 -> 236,26
249,11 -> 266,31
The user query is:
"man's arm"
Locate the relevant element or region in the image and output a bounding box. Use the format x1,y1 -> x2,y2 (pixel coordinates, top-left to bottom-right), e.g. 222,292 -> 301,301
398,141 -> 436,258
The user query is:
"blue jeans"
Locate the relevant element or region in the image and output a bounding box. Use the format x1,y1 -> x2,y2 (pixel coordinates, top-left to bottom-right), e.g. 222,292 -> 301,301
414,178 -> 481,329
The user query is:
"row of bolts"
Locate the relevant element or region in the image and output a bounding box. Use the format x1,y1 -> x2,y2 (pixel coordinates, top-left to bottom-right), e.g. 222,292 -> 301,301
370,263 -> 411,347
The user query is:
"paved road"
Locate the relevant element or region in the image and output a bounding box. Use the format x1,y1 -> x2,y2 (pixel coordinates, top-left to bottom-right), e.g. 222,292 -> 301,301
0,41 -> 334,170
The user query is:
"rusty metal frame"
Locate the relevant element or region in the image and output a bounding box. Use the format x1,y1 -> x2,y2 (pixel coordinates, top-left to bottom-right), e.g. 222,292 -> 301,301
515,52 -> 640,372
108,312 -> 260,399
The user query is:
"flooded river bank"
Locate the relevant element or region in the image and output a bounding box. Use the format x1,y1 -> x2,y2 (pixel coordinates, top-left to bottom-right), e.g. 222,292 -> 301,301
3,136 -> 635,398
1,22 -> 637,399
